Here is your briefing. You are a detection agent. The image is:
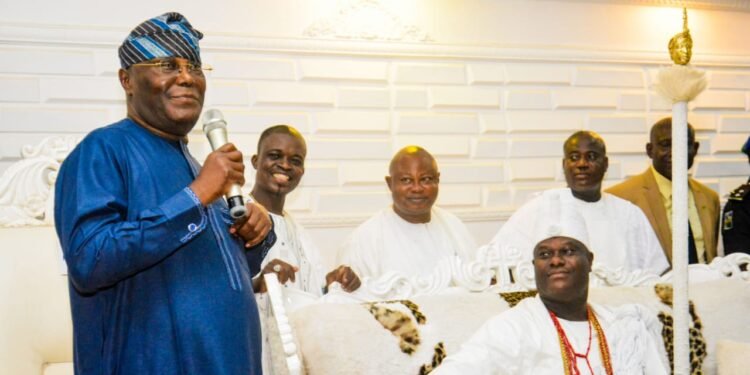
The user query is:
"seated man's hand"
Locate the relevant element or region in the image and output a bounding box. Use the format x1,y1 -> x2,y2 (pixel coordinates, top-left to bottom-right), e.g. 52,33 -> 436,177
325,265 -> 361,293
230,202 -> 271,248
253,259 -> 299,293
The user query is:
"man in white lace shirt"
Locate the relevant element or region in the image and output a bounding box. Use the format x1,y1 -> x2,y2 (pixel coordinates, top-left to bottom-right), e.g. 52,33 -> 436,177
249,125 -> 360,295
483,131 -> 669,275
433,236 -> 669,375
249,125 -> 363,375
338,146 -> 477,279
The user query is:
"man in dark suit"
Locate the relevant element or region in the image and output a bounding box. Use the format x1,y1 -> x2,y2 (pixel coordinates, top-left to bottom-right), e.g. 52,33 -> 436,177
607,117 -> 720,264
721,136 -> 750,255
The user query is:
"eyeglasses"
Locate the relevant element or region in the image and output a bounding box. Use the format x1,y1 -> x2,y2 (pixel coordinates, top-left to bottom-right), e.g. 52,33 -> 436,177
131,59 -> 212,77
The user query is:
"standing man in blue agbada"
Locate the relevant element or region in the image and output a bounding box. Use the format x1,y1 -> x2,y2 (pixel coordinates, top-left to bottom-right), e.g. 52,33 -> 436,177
54,13 -> 274,375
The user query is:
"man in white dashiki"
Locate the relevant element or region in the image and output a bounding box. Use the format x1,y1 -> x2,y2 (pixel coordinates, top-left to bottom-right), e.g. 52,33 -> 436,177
433,236 -> 669,375
249,125 -> 361,295
483,131 -> 669,275
338,146 -> 477,280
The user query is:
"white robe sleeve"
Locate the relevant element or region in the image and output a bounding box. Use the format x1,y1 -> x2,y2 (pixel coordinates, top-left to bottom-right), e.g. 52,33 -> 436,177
431,313 -> 524,375
434,207 -> 479,263
483,195 -> 542,261
604,303 -> 670,375
337,222 -> 380,280
296,222 -> 328,295
455,221 -> 479,263
627,204 -> 670,275
259,215 -> 329,296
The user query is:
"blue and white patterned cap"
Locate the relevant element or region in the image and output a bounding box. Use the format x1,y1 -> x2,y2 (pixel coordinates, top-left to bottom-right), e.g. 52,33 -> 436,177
118,12 -> 203,69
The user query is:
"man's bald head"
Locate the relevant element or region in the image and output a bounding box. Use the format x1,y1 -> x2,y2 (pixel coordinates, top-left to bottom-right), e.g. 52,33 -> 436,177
563,131 -> 607,155
386,146 -> 440,223
647,117 -> 699,180
389,146 -> 437,176
650,117 -> 695,144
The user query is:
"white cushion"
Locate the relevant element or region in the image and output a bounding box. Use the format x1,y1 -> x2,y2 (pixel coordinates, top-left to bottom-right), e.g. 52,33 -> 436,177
0,227 -> 73,375
284,279 -> 750,375
43,362 -> 74,375
717,340 -> 750,375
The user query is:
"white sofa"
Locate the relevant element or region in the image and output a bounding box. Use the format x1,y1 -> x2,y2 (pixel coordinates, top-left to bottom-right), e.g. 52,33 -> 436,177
263,252 -> 750,375
0,227 -> 73,375
3,227 -> 750,375
0,135 -> 76,374
2,136 -> 749,375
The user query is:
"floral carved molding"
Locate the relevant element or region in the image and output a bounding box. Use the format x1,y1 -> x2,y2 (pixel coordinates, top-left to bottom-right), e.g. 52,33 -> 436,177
351,248 -> 750,300
0,136 -> 79,227
303,0 -> 431,42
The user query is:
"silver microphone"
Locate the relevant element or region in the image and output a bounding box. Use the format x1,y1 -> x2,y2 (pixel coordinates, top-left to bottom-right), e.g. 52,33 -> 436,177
202,109 -> 247,219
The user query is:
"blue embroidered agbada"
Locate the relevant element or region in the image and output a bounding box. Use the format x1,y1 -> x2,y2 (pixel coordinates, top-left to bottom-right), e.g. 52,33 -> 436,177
55,119 -> 268,375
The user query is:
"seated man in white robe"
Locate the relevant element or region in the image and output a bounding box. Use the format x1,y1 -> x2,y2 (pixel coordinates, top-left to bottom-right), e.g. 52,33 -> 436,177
249,125 -> 362,375
433,236 -> 669,375
250,125 -> 361,295
338,146 -> 477,279
484,131 -> 669,275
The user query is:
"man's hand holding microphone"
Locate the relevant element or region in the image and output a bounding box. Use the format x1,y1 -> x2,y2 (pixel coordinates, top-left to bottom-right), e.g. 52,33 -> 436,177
189,109 -> 271,248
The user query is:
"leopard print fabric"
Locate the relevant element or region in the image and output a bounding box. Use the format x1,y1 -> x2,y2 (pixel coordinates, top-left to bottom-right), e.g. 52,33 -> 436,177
419,342 -> 446,375
380,299 -> 427,324
498,291 -> 538,308
654,283 -> 707,375
364,300 -> 426,355
654,283 -> 673,305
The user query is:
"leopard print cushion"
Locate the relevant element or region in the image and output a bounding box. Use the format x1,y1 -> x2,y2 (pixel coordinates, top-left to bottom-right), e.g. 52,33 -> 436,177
419,342 -> 446,375
364,300 -> 427,355
498,290 -> 538,308
654,283 -> 708,375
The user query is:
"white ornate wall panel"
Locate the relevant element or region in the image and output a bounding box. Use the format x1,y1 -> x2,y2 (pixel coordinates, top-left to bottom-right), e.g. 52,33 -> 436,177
2,0 -> 750,267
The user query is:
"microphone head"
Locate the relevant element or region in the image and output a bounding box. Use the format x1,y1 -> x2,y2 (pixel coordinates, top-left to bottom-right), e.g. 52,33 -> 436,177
202,109 -> 226,133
